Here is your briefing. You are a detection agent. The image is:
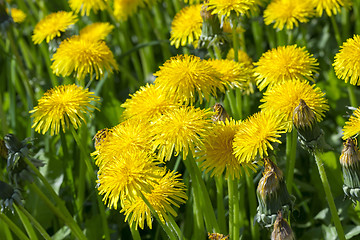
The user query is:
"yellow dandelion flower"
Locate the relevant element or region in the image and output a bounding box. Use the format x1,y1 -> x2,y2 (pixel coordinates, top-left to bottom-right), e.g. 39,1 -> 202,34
32,11 -> 77,45
7,8 -> 26,23
170,4 -> 203,48
51,35 -> 118,80
233,111 -> 286,163
208,233 -> 229,240
97,150 -> 163,210
343,107 -> 360,140
255,45 -> 319,91
334,35 -> 360,86
197,118 -> 259,179
264,0 -> 315,30
69,0 -> 107,16
314,0 -> 352,17
152,106 -> 213,161
79,22 -> 114,42
121,84 -> 180,121
121,170 -> 187,230
93,119 -> 154,167
154,55 -> 223,104
260,80 -> 329,132
206,0 -> 256,18
206,58 -> 255,91
113,0 -> 145,21
30,84 -> 99,136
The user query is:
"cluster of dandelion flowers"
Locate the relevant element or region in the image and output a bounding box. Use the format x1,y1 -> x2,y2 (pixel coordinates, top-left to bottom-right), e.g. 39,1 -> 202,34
342,107 -> 360,140
32,11 -> 77,45
51,35 -> 118,80
7,8 -> 26,23
97,150 -> 163,209
314,0 -> 352,16
69,0 -> 107,16
170,4 -> 203,49
30,84 -> 99,136
255,45 -> 319,91
206,0 -> 257,18
233,111 -> 286,163
79,22 -> 114,42
264,0 -> 315,30
334,35 -> 360,86
121,170 -> 187,230
154,55 -> 223,104
197,118 -> 259,179
121,84 -> 180,121
152,106 -> 213,162
113,0 -> 146,21
260,80 -> 329,132
93,119 -> 155,167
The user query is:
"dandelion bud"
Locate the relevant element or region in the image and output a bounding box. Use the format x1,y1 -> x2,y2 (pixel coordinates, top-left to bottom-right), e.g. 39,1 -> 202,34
271,211 -> 295,240
255,158 -> 294,227
340,138 -> 360,204
0,180 -> 22,212
212,103 -> 230,122
208,232 -> 229,240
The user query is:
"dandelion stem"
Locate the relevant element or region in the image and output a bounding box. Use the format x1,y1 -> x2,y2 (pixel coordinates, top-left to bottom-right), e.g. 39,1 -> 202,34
215,177 -> 226,233
313,150 -> 346,240
330,15 -> 342,46
246,173 -> 259,240
232,18 -> 239,61
129,224 -> 141,240
347,85 -> 358,107
286,130 -> 298,194
227,177 -> 240,240
0,211 -> 30,240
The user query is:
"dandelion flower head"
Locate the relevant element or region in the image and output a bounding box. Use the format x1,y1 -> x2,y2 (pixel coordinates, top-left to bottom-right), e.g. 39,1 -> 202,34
121,170 -> 187,230
343,107 -> 360,140
113,0 -> 145,21
79,22 -> 114,42
7,8 -> 26,23
154,55 -> 223,104
152,106 -> 213,161
233,111 -> 286,163
97,150 -> 163,210
260,80 -> 329,132
170,4 -> 203,48
334,35 -> 360,86
32,11 -> 77,44
121,84 -> 180,121
197,118 -> 259,179
69,0 -> 107,16
30,84 -> 99,136
206,0 -> 257,18
314,0 -> 352,16
255,45 -> 319,91
264,0 -> 315,30
51,35 -> 118,80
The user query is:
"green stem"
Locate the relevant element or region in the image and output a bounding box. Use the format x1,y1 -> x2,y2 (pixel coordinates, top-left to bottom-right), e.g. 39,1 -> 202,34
215,177 -> 226,233
232,18 -> 239,62
330,15 -> 343,46
235,88 -> 243,119
246,174 -> 259,240
129,224 -> 141,240
347,85 -> 358,107
313,150 -> 346,240
286,130 -> 298,194
227,177 -> 240,240
0,211 -> 29,240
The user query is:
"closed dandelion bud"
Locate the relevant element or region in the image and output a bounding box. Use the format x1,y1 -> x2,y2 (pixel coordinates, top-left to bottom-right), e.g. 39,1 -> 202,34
0,180 -> 22,213
255,158 -> 294,227
271,211 -> 295,240
340,138 -> 360,204
212,103 -> 230,122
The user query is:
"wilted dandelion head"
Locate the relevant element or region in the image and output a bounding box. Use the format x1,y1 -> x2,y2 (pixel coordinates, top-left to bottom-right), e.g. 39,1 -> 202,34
255,45 -> 319,91
113,0 -> 145,21
233,111 -> 285,163
32,11 -> 77,44
333,35 -> 360,86
206,0 -> 256,18
97,150 -> 163,210
121,170 -> 187,230
7,8 -> 26,23
170,4 -> 203,48
93,119 -> 154,167
340,138 -> 360,168
343,107 -> 360,140
121,84 -> 180,121
264,0 -> 315,30
314,0 -> 352,16
152,106 -> 213,161
51,36 -> 118,80
79,22 -> 114,42
30,84 -> 99,136
69,0 -> 107,16
260,80 -> 329,132
154,55 -> 223,104
197,118 -> 259,179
